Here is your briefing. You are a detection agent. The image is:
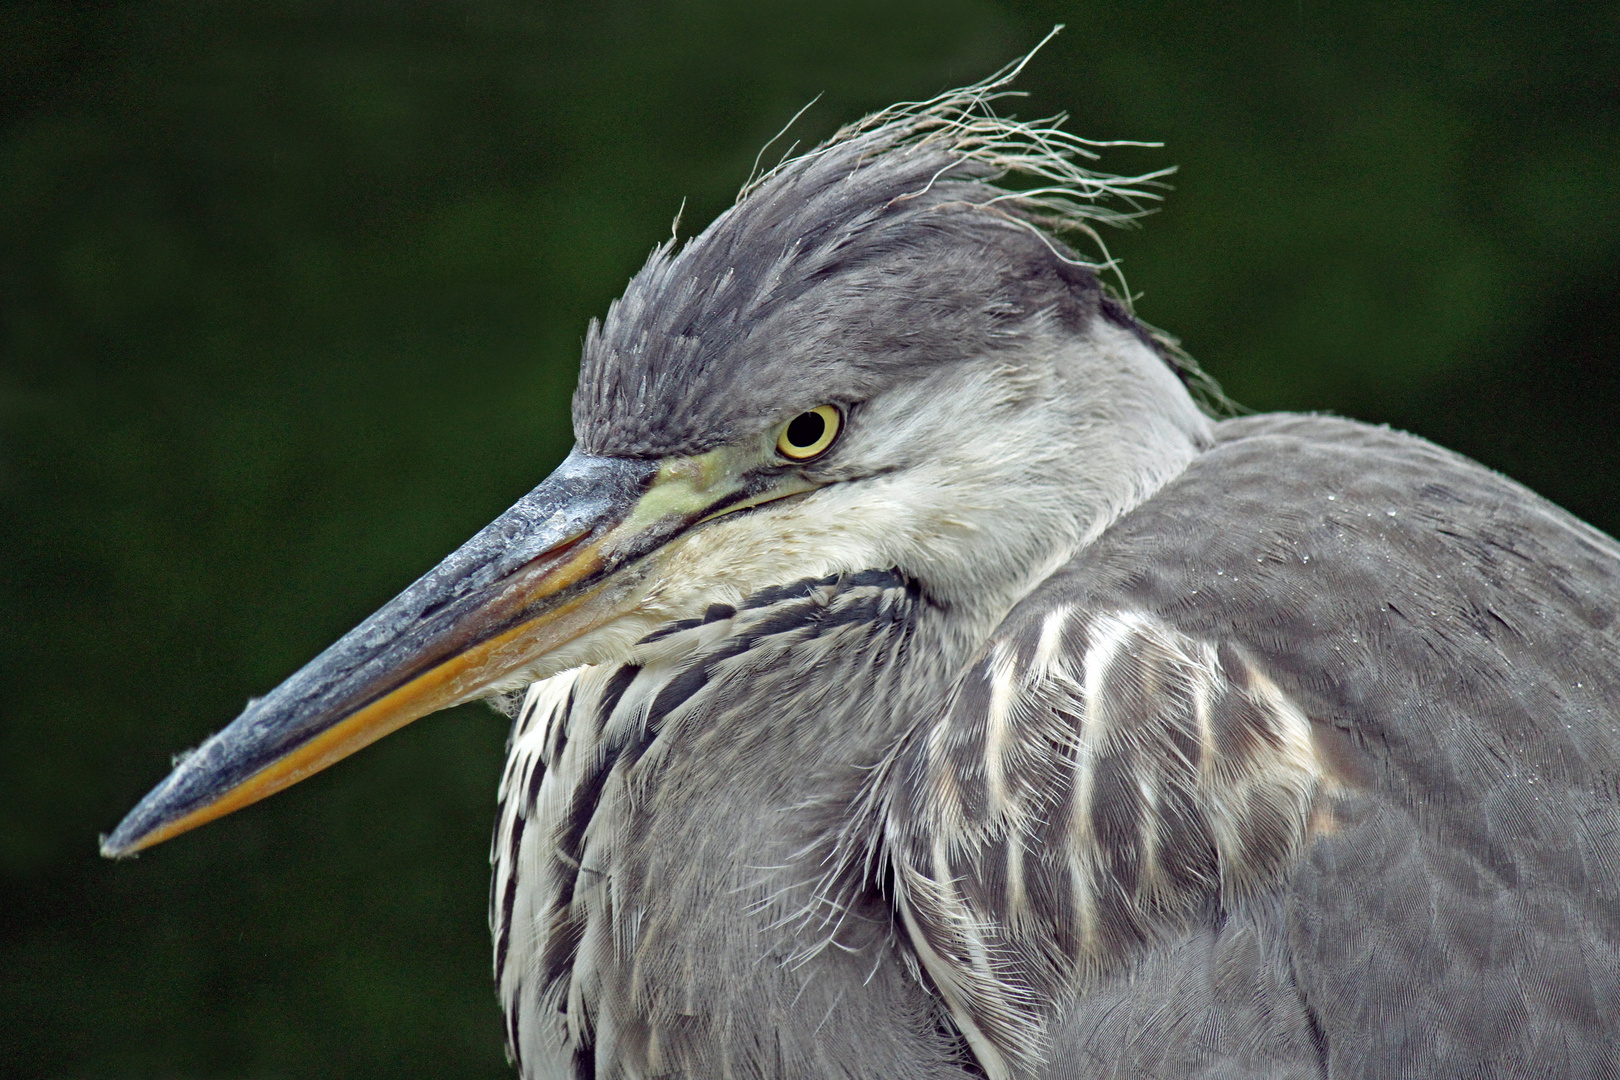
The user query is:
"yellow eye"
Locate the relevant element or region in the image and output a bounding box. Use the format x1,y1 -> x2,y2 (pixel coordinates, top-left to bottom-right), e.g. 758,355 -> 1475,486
776,405 -> 842,461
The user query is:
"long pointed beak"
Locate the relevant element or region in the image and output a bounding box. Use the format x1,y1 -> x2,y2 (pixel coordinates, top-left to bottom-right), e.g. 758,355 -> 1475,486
103,448 -> 754,858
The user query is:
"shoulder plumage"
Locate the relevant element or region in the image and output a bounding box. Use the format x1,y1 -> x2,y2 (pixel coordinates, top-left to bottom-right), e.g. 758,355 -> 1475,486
881,601 -> 1332,1077
878,412 -> 1620,1078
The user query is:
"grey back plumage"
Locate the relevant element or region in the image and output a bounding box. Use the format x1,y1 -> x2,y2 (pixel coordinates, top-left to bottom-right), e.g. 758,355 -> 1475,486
883,414 -> 1620,1078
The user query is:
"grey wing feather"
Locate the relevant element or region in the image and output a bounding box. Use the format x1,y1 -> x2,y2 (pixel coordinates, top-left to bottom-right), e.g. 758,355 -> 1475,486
884,414 -> 1620,1079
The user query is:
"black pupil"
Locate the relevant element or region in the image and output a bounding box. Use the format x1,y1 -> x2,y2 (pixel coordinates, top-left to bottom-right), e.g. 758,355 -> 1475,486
786,411 -> 826,449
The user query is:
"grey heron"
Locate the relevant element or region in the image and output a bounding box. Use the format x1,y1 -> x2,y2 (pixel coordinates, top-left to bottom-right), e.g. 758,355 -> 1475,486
104,61 -> 1620,1079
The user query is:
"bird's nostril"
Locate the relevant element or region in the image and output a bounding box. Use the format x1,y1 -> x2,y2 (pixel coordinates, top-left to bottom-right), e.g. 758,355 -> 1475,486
417,594 -> 454,620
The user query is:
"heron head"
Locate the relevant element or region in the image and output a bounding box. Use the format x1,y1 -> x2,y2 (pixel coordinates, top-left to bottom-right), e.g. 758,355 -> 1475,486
103,74 -> 1212,858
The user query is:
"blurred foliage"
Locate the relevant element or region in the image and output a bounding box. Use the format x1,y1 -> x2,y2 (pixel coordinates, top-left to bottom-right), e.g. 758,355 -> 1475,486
2,1 -> 1616,1077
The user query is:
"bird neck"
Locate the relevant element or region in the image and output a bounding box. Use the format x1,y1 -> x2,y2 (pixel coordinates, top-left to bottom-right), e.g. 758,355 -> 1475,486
867,320 -> 1215,647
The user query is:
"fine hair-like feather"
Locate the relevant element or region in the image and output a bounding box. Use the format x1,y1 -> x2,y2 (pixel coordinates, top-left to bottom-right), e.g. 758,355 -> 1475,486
574,31 -> 1223,458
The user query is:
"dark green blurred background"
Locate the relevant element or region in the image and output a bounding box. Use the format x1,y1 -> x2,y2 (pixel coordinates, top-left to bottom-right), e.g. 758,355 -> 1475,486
3,2 -> 1616,1076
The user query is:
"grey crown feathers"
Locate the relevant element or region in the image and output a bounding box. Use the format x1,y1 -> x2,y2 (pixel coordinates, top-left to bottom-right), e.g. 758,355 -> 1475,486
575,73 -> 1201,457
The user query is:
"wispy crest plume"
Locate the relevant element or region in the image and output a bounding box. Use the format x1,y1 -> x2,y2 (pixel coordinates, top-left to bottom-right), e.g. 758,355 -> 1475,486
739,27 -> 1171,302
729,28 -> 1233,415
